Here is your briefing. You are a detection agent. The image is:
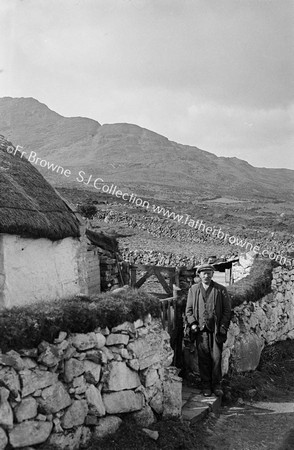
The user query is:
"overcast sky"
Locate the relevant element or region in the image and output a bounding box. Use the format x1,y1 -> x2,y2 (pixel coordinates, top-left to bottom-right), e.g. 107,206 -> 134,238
0,0 -> 293,169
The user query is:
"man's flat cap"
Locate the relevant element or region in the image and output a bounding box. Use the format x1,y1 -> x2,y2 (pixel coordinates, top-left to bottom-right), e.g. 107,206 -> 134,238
196,264 -> 215,274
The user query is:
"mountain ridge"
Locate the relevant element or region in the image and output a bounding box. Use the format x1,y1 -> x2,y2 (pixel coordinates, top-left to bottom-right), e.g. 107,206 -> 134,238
1,96 -> 293,201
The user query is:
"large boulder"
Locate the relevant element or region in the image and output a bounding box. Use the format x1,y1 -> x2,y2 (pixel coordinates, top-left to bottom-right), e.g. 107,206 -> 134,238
85,385 -> 106,417
14,396 -> 38,423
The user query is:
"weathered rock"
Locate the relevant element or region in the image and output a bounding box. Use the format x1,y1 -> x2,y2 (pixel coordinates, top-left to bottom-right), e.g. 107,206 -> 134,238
100,346 -> 114,362
0,366 -> 20,397
0,351 -> 24,372
86,349 -> 104,364
9,421 -> 53,448
21,357 -> 38,370
140,368 -> 159,387
14,396 -> 37,422
150,390 -> 164,414
61,400 -> 88,429
0,387 -> 13,430
38,344 -> 60,367
53,417 -> 63,433
48,426 -> 82,450
106,333 -> 129,346
83,360 -> 101,385
232,334 -> 264,372
95,333 -> 106,349
54,331 -> 67,344
142,428 -> 159,441
0,427 -> 8,450
71,333 -> 98,351
20,369 -> 58,397
126,359 -> 140,371
19,348 -> 38,358
111,321 -> 136,334
103,390 -> 143,414
80,426 -> 92,448
162,370 -> 182,418
85,385 -> 106,417
64,358 -> 84,382
37,382 -> 71,414
129,405 -> 156,427
93,416 -> 122,439
72,375 -> 87,394
103,361 -> 141,391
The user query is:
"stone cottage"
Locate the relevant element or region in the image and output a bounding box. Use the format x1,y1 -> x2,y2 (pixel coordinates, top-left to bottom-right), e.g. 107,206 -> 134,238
0,135 -> 88,308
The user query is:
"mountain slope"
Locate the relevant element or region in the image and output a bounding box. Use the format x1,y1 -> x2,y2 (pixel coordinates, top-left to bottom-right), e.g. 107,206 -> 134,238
1,96 -> 294,200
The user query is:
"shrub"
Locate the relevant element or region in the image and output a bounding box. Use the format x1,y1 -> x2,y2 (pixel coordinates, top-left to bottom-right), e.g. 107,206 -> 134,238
0,289 -> 161,352
77,202 -> 97,219
227,257 -> 273,308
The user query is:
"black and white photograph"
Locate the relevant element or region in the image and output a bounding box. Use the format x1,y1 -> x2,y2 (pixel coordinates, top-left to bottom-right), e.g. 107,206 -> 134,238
0,1 -> 294,448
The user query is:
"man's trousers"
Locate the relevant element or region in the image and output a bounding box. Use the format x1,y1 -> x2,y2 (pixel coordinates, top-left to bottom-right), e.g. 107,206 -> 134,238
195,330 -> 222,387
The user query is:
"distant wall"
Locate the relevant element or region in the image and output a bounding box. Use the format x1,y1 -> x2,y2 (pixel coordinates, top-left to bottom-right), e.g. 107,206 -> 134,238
1,234 -> 88,308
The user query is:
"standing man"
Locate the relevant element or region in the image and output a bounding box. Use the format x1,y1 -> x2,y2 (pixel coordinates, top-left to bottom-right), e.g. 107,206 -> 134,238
185,264 -> 231,397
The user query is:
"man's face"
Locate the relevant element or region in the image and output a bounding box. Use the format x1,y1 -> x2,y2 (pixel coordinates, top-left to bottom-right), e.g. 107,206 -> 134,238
199,269 -> 213,285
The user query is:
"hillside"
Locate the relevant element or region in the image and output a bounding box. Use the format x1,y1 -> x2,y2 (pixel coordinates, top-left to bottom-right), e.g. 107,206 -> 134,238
1,96 -> 294,201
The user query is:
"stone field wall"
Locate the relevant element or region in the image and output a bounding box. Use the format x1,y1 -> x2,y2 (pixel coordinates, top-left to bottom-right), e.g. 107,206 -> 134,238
223,264 -> 294,374
0,318 -> 181,449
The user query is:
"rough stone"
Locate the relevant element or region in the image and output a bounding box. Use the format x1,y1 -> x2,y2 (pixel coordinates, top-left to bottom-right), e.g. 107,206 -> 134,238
149,390 -> 164,414
0,366 -> 20,397
126,359 -> 140,371
71,333 -> 98,351
93,416 -> 122,439
0,427 -> 8,450
72,375 -> 87,394
86,349 -> 103,364
100,346 -> 114,362
14,396 -> 37,423
54,331 -> 67,344
61,400 -> 88,429
21,357 -> 38,370
20,369 -> 58,397
0,351 -> 24,372
64,358 -> 84,382
103,390 -> 144,414
83,360 -> 101,385
80,426 -> 92,448
111,321 -> 136,334
232,334 -> 264,372
129,405 -> 156,427
140,368 -> 159,387
9,421 -> 53,448
103,361 -> 141,391
37,381 -> 71,414
95,333 -> 106,349
0,387 -> 13,430
162,370 -> 182,418
142,428 -> 159,441
86,385 -> 106,417
48,426 -> 82,450
106,333 -> 129,346
38,344 -> 60,367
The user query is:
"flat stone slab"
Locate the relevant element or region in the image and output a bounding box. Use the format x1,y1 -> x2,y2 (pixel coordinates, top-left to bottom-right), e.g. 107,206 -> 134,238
182,387 -> 221,423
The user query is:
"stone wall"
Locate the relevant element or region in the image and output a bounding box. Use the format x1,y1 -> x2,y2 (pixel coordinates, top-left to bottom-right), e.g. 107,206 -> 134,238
222,265 -> 294,374
0,318 -> 181,449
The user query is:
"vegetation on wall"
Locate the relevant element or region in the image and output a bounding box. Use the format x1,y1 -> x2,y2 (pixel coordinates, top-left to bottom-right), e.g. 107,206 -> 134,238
0,289 -> 160,352
227,258 -> 274,308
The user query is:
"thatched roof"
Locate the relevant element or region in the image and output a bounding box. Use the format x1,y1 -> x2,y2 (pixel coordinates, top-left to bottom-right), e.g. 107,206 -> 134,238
86,229 -> 118,253
0,135 -> 80,240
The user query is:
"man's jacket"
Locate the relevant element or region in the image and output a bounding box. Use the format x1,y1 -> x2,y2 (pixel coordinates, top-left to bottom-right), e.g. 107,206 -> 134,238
185,280 -> 231,335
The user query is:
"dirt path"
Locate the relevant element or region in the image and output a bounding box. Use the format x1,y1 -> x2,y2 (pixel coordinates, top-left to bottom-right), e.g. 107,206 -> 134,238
205,404 -> 294,450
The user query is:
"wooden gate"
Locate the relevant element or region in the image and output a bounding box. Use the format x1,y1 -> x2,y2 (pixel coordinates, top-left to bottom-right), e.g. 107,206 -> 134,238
123,263 -> 183,367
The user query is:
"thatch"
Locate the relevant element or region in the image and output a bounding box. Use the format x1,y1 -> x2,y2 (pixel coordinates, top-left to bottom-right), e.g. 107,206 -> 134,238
0,135 -> 80,240
86,228 -> 118,253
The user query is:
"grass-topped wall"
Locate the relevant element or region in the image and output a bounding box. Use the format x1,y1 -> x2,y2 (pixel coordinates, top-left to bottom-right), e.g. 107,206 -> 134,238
227,257 -> 273,308
0,290 -> 161,352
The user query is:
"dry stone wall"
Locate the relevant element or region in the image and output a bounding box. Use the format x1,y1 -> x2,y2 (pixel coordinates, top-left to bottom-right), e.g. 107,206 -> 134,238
0,318 -> 181,450
223,265 -> 294,374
